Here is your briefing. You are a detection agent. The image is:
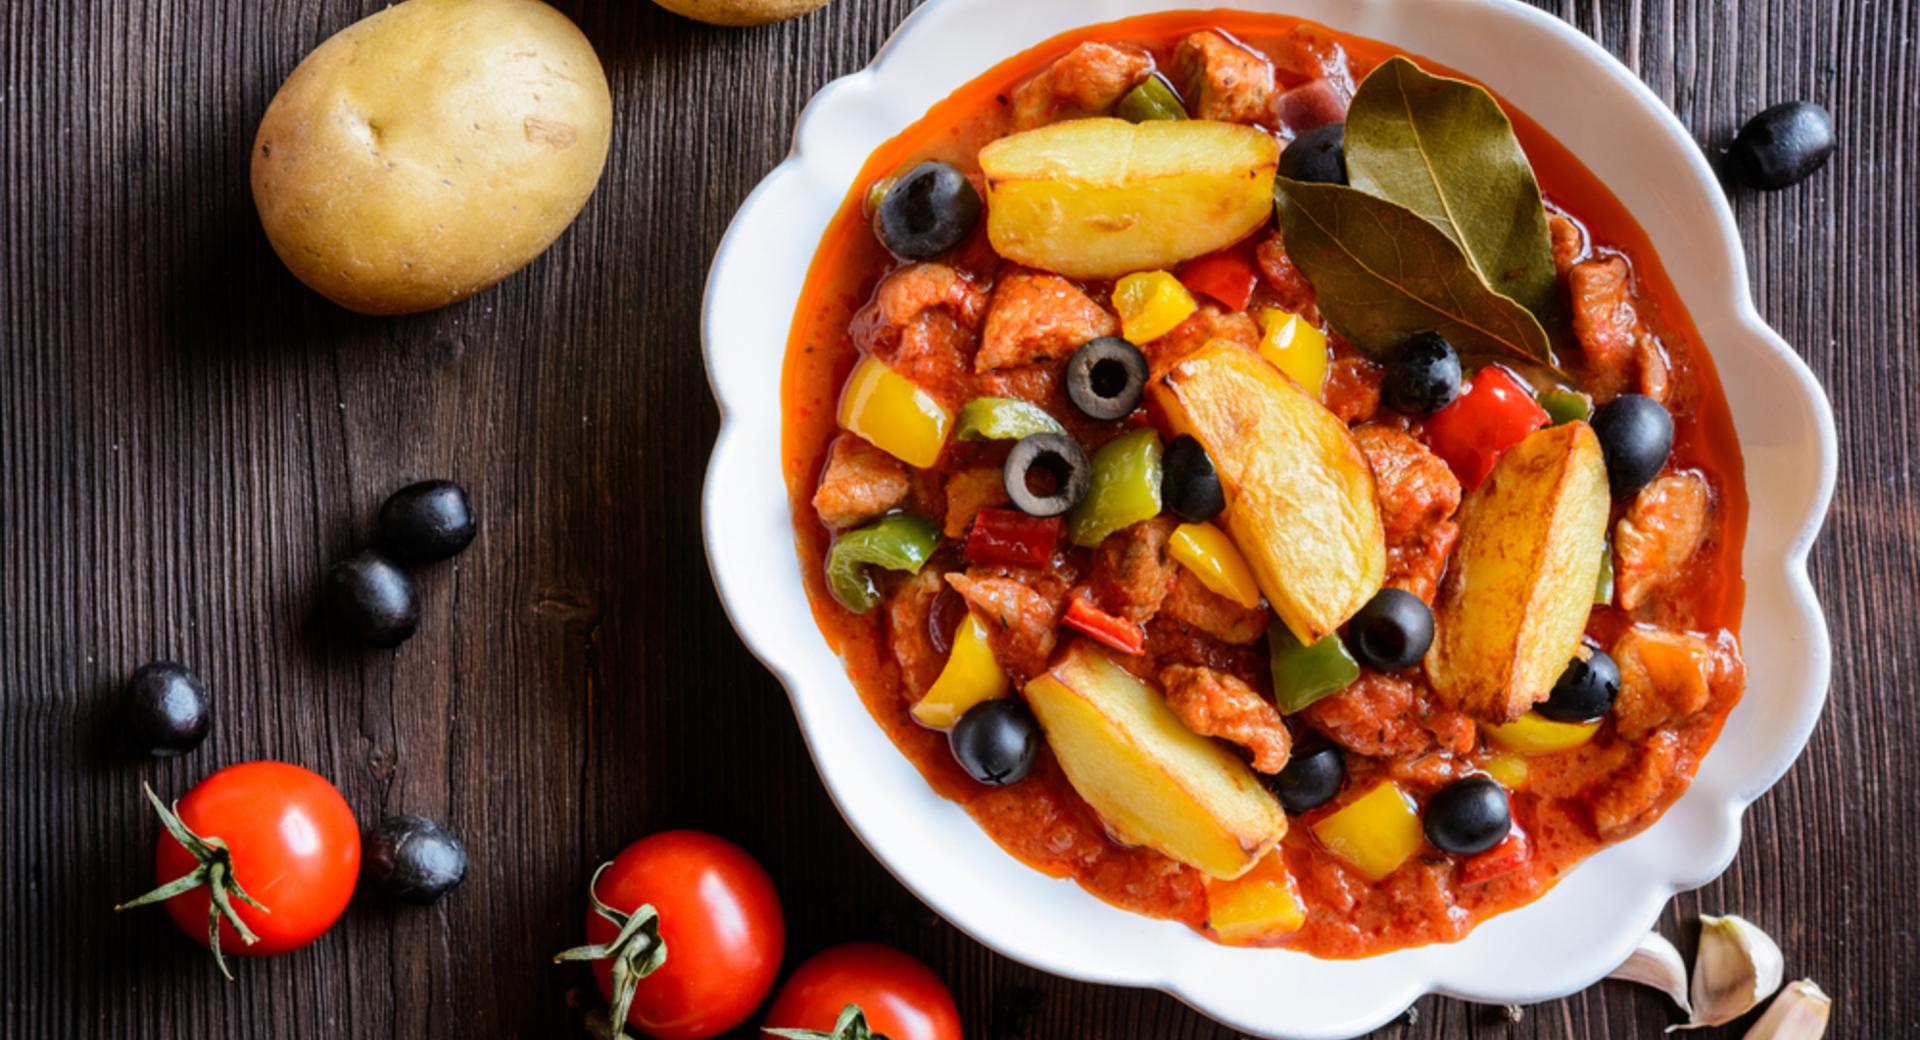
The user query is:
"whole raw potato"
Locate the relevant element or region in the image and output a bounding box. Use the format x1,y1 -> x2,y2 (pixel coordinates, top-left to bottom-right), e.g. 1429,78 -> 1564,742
652,0 -> 831,26
252,0 -> 612,315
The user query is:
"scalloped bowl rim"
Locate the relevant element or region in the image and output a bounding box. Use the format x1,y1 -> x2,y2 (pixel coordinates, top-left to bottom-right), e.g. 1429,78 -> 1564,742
699,2 -> 1837,1036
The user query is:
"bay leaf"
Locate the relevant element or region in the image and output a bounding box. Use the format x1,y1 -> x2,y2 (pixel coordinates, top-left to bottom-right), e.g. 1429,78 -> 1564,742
1275,176 -> 1556,365
1345,56 -> 1559,325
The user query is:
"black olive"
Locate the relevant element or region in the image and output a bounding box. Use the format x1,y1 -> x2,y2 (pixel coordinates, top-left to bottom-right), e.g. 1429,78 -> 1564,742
122,661 -> 210,757
1424,776 -> 1512,855
1279,123 -> 1346,185
1382,332 -> 1463,416
1162,435 -> 1225,523
1003,433 -> 1091,517
326,550 -> 420,648
1065,336 -> 1149,421
1591,393 -> 1673,497
950,699 -> 1041,786
1266,740 -> 1344,814
363,814 -> 469,905
1345,588 -> 1434,671
1726,101 -> 1835,191
378,480 -> 477,563
875,161 -> 981,259
1539,648 -> 1621,723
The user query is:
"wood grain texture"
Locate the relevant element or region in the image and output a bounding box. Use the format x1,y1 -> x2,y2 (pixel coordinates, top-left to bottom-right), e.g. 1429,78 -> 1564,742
3,0 -> 1914,1037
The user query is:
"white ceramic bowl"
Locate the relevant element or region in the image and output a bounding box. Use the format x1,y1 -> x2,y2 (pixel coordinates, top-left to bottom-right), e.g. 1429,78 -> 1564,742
701,2 -> 1837,1036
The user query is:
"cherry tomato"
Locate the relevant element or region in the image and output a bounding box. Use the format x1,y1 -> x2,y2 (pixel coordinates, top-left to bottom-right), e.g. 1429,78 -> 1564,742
556,831 -> 784,1040
117,761 -> 360,977
763,943 -> 962,1040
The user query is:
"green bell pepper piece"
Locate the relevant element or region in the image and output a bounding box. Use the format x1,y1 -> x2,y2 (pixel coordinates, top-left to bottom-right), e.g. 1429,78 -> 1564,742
1116,77 -> 1188,122
1538,387 -> 1593,426
1269,620 -> 1362,714
1595,535 -> 1615,605
1068,429 -> 1163,548
954,397 -> 1066,441
826,514 -> 941,613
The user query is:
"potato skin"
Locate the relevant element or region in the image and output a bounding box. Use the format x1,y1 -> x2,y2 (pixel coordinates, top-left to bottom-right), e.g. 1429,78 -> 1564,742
652,0 -> 831,27
251,0 -> 612,316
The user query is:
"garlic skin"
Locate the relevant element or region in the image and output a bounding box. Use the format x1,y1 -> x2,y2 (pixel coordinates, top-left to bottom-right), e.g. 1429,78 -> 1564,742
1670,914 -> 1785,1031
1743,980 -> 1831,1040
1610,931 -> 1692,1015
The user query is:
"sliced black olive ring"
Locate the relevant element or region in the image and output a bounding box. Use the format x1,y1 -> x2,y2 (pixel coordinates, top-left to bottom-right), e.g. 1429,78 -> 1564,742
1003,432 -> 1092,517
1065,336 -> 1149,421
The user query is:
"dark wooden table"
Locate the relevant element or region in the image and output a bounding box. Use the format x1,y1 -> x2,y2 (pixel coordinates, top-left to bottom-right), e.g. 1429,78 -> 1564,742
4,1 -> 1914,1037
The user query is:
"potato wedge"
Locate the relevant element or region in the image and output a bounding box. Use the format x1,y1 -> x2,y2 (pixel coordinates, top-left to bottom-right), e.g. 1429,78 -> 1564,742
1025,641 -> 1286,880
979,118 -> 1279,280
1152,344 -> 1385,644
1424,422 -> 1610,721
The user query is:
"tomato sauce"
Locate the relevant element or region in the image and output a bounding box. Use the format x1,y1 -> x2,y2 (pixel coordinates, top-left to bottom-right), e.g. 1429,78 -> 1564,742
780,12 -> 1747,957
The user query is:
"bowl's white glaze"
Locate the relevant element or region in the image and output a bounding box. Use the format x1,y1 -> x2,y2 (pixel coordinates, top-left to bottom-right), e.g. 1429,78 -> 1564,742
701,3 -> 1837,1036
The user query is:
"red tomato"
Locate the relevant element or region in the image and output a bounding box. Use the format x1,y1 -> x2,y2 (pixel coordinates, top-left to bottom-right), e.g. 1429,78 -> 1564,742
130,762 -> 359,967
763,943 -> 962,1040
1421,366 -> 1551,489
572,831 -> 784,1040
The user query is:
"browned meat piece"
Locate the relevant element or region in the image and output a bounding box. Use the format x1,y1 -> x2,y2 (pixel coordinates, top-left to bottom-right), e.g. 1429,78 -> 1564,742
942,466 -> 1007,539
1161,568 -> 1267,645
812,433 -> 911,528
1323,355 -> 1383,423
1614,472 -> 1712,613
851,263 -> 989,404
1270,22 -> 1353,88
1254,232 -> 1319,321
946,571 -> 1061,681
1011,42 -> 1154,130
1160,664 -> 1292,773
1592,730 -> 1681,838
888,568 -> 947,700
1088,517 -> 1177,623
1302,672 -> 1431,758
1175,31 -> 1274,124
1141,304 -> 1260,377
1549,213 -> 1586,275
1568,255 -> 1672,404
1383,521 -> 1458,605
1388,752 -> 1470,790
976,271 -> 1117,372
1274,78 -> 1348,135
1355,425 -> 1462,603
1611,626 -> 1735,740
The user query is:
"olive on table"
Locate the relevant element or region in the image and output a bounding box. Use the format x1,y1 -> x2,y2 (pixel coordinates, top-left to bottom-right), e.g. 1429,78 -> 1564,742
1725,100 -> 1836,191
1003,432 -> 1092,517
950,699 -> 1041,786
326,550 -> 421,648
1064,336 -> 1150,421
1424,776 -> 1512,855
1266,740 -> 1344,814
1279,122 -> 1346,185
875,161 -> 981,260
1382,331 -> 1463,416
1345,588 -> 1434,672
1162,435 -> 1225,523
1591,393 -> 1673,497
122,661 -> 211,757
1538,648 -> 1621,723
378,480 -> 477,563
363,814 -> 468,905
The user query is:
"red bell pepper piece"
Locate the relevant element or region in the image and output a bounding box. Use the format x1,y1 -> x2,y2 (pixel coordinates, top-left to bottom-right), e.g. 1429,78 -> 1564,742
1062,594 -> 1147,657
1177,247 -> 1259,312
965,508 -> 1061,569
1420,366 -> 1551,490
1459,830 -> 1532,885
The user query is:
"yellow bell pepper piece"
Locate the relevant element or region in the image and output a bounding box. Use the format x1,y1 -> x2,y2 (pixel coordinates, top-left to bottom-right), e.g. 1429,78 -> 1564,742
1484,712 -> 1601,755
1311,781 -> 1423,881
837,354 -> 951,469
1113,270 -> 1197,343
1256,308 -> 1330,400
910,613 -> 1009,729
1205,851 -> 1306,945
1484,751 -> 1531,790
1169,522 -> 1262,610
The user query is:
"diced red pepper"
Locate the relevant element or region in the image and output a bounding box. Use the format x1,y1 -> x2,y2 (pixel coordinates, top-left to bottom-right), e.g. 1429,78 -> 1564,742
1177,247 -> 1259,312
1420,366 -> 1551,490
1062,593 -> 1147,657
1459,830 -> 1532,885
964,508 -> 1061,569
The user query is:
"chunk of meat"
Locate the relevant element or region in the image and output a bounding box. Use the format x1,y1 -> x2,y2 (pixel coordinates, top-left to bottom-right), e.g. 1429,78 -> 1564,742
1568,255 -> 1671,404
1355,425 -> 1462,603
1302,672 -> 1430,757
1161,568 -> 1267,645
1175,31 -> 1275,124
1270,23 -> 1354,89
943,466 -> 1008,539
1086,518 -> 1177,623
1254,233 -> 1319,320
977,271 -> 1117,372
1610,626 -> 1735,740
1141,304 -> 1260,377
888,567 -> 947,700
1591,729 -> 1681,838
1322,355 -> 1383,423
1275,78 -> 1348,135
1011,42 -> 1154,130
851,263 -> 989,403
945,571 -> 1061,681
812,433 -> 911,529
1160,664 -> 1292,773
1382,522 -> 1458,605
1549,213 -> 1586,275
1614,472 -> 1712,613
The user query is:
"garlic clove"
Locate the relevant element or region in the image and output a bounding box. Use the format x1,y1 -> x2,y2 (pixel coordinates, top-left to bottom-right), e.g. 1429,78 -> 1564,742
1669,914 -> 1786,1031
1742,980 -> 1832,1040
1609,931 -> 1692,1015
